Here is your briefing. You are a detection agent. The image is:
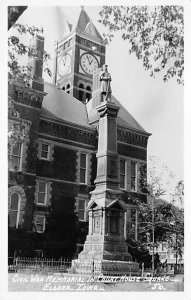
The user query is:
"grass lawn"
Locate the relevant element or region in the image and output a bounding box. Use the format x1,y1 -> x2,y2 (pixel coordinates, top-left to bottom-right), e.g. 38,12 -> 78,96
8,272 -> 184,292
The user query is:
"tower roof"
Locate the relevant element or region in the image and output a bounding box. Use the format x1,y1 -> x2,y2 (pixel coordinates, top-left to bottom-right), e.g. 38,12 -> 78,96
76,7 -> 103,40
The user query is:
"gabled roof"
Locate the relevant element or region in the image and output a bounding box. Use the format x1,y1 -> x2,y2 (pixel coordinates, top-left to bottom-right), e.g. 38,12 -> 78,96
41,82 -> 92,129
76,7 -> 103,40
86,95 -> 149,134
87,198 -> 127,210
41,83 -> 149,135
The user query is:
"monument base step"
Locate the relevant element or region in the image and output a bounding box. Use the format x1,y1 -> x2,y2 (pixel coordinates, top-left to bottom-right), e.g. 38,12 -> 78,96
71,259 -> 139,276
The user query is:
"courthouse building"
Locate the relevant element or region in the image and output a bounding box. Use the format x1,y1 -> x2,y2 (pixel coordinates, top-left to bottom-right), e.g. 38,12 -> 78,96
8,8 -> 150,258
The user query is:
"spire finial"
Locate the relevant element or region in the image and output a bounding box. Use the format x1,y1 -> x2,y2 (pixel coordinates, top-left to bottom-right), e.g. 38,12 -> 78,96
80,5 -> 84,10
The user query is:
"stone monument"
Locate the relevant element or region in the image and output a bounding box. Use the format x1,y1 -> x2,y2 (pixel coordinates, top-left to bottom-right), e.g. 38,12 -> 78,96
72,66 -> 139,275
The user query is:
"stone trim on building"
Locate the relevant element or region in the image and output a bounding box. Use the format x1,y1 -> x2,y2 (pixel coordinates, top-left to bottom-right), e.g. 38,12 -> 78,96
39,118 -> 97,146
77,79 -> 92,90
8,185 -> 27,227
117,128 -> 149,148
9,81 -> 47,109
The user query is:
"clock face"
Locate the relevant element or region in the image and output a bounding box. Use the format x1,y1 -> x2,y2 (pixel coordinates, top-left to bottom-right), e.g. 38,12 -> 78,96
80,53 -> 99,75
58,54 -> 71,77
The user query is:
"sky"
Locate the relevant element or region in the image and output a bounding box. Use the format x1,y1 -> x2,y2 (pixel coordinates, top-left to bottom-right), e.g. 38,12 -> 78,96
9,5 -> 184,183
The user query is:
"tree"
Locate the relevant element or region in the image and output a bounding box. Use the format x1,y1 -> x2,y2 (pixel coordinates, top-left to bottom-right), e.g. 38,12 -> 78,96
125,155 -> 184,265
8,21 -> 51,149
171,180 -> 184,208
136,156 -> 184,253
8,23 -> 51,84
99,6 -> 184,84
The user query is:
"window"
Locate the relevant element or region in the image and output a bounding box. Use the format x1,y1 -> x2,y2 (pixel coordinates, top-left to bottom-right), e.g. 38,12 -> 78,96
80,153 -> 87,184
86,86 -> 91,102
78,199 -> 86,221
40,143 -> 50,160
131,162 -> 137,191
9,193 -> 20,228
79,83 -> 85,101
79,83 -> 84,89
120,159 -> 126,189
8,142 -> 22,171
66,83 -> 70,94
37,181 -> 47,205
35,215 -> 45,233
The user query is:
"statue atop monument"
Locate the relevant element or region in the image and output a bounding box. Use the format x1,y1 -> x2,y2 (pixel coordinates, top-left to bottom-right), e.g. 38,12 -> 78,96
100,64 -> 112,102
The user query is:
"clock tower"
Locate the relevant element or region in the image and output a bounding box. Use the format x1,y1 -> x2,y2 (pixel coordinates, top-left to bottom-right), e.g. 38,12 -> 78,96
54,7 -> 106,103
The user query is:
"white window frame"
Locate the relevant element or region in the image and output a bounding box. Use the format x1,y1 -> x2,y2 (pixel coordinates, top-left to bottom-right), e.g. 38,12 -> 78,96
35,215 -> 46,233
131,161 -> 138,192
9,192 -> 21,228
120,159 -> 126,190
8,142 -> 23,171
40,143 -> 50,160
37,181 -> 47,206
79,152 -> 87,184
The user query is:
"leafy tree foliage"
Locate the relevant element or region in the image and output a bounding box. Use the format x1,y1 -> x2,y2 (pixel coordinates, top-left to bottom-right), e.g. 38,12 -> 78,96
8,23 -> 51,84
99,6 -> 184,84
171,180 -> 184,208
137,197 -> 184,248
8,21 -> 51,146
127,156 -> 184,259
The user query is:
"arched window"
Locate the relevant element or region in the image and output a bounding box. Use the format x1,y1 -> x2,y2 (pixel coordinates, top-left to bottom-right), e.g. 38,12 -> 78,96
86,86 -> 91,102
62,86 -> 65,91
66,84 -> 70,94
79,83 -> 84,90
78,83 -> 84,101
9,193 -> 20,228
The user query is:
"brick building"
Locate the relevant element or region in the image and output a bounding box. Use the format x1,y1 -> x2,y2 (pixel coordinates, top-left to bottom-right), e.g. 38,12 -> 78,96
8,8 -> 150,258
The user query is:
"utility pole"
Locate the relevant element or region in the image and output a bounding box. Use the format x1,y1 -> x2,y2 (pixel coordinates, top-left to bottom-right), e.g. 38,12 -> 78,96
175,232 -> 178,272
152,197 -> 155,276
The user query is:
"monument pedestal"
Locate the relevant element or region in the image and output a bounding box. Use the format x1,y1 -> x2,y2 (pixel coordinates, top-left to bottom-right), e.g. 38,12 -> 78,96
72,99 -> 139,275
72,190 -> 139,275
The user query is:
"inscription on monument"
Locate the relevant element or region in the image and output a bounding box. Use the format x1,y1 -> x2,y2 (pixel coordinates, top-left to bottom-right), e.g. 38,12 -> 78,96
94,216 -> 100,233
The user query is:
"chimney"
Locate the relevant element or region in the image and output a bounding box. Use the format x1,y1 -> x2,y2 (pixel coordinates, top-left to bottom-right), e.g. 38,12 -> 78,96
28,34 -> 44,92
